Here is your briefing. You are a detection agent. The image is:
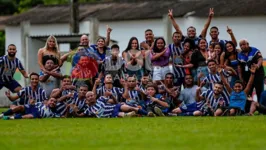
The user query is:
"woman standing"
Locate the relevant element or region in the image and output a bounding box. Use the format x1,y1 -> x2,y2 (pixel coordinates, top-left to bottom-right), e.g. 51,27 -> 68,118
122,37 -> 143,80
190,38 -> 209,82
151,37 -> 171,82
220,41 -> 239,87
38,35 -> 61,72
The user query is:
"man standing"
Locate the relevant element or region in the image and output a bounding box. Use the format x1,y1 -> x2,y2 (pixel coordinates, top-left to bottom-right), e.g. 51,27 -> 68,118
0,44 -> 28,93
238,39 -> 264,103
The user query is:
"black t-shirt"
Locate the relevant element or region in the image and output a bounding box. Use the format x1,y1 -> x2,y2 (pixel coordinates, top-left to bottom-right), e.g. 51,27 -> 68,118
191,50 -> 207,68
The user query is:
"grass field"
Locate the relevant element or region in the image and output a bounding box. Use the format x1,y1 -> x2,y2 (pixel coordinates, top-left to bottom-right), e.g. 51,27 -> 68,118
0,108 -> 266,150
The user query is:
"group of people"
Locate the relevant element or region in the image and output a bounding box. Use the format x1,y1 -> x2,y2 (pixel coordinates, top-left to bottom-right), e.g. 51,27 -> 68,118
1,8 -> 266,120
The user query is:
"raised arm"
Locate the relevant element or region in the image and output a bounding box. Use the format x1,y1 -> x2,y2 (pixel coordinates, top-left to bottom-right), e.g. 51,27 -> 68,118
200,8 -> 214,38
244,65 -> 256,94
227,26 -> 237,47
237,65 -> 244,82
92,78 -> 101,97
105,25 -> 112,46
168,9 -> 183,35
218,68 -> 232,94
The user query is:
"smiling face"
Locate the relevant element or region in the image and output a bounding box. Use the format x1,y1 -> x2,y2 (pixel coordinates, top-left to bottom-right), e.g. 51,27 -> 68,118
199,39 -> 207,50
239,40 -> 249,52
184,75 -> 193,86
187,27 -> 196,38
86,92 -> 96,104
79,86 -> 88,98
226,43 -> 234,52
210,28 -> 219,39
233,82 -> 243,93
146,86 -> 156,97
183,42 -> 191,52
78,56 -> 89,67
80,35 -> 89,46
97,38 -> 105,48
127,76 -> 137,88
104,74 -> 113,84
207,61 -> 217,73
213,83 -> 223,95
44,59 -> 55,71
48,98 -> 56,108
156,39 -> 165,50
145,31 -> 154,42
62,77 -> 72,86
47,37 -> 56,49
7,45 -> 17,57
214,44 -> 222,55
30,74 -> 39,87
131,39 -> 138,50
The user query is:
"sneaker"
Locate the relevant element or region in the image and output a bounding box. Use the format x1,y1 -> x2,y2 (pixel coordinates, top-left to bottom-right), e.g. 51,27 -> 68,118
168,113 -> 177,116
0,113 -> 3,118
125,111 -> 136,117
154,107 -> 165,116
2,116 -> 10,120
147,112 -> 156,117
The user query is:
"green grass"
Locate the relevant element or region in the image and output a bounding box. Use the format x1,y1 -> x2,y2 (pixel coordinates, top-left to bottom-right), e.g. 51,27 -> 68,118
0,108 -> 266,150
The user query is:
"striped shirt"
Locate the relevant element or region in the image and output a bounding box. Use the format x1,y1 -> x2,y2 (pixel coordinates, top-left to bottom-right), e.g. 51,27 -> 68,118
169,43 -> 185,78
201,89 -> 225,110
55,89 -> 75,117
203,70 -> 230,105
69,92 -> 86,112
18,86 -> 48,105
37,102 -> 55,118
0,55 -> 25,82
96,86 -> 123,101
84,96 -> 116,118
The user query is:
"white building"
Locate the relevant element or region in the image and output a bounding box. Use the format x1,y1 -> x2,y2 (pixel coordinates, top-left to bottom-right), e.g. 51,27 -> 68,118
0,0 -> 266,106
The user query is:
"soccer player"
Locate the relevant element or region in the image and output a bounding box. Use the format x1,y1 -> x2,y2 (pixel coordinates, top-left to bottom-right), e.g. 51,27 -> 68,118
76,91 -> 147,118
5,73 -> 47,107
201,59 -> 237,106
209,26 -> 237,49
39,58 -> 62,98
168,8 -> 213,45
50,75 -> 76,117
0,98 -> 56,120
122,76 -> 143,107
0,44 -> 28,93
138,73 -> 150,92
68,85 -> 88,117
196,82 -> 225,116
93,74 -> 123,102
169,32 -> 185,87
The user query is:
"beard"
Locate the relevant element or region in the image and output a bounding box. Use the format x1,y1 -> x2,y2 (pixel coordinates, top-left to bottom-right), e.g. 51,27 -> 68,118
8,53 -> 16,57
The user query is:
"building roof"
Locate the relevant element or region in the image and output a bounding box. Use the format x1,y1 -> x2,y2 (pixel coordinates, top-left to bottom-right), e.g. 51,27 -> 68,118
0,15 -> 11,29
30,33 -> 118,43
1,0 -> 266,25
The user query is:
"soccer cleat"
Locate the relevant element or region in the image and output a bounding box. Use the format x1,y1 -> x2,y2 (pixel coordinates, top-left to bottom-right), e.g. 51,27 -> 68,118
125,111 -> 136,117
2,116 -> 10,120
154,107 -> 165,116
147,112 -> 156,117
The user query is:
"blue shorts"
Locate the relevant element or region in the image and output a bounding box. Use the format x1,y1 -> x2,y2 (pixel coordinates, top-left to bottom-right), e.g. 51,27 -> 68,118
180,103 -> 200,113
0,79 -> 21,93
24,104 -> 40,118
112,104 -> 122,117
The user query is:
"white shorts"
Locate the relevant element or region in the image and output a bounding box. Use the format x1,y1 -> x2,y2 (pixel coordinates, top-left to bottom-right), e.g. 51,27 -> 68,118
152,66 -> 171,81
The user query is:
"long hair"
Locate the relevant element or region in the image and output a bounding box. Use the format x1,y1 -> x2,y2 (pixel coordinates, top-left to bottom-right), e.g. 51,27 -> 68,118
96,37 -> 108,53
182,38 -> 195,56
43,35 -> 59,53
224,41 -> 237,59
153,37 -> 166,53
124,37 -> 140,52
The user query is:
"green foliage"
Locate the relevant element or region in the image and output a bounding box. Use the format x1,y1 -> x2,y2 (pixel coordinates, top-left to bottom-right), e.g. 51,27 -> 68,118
0,31 -> 5,56
18,0 -> 44,13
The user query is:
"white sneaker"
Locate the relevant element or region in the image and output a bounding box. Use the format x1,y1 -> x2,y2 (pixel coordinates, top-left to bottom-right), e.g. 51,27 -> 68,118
125,111 -> 136,117
0,113 -> 3,118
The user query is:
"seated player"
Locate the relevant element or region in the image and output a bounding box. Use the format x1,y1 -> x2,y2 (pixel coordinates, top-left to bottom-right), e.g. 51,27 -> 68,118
68,85 -> 88,117
0,98 -> 56,120
0,44 -> 28,93
196,82 -> 225,116
5,73 -> 48,107
75,91 -> 147,118
93,74 -> 123,101
143,83 -> 170,117
138,73 -> 150,93
122,76 -> 144,107
50,75 -> 76,117
219,65 -> 256,116
39,58 -> 62,98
